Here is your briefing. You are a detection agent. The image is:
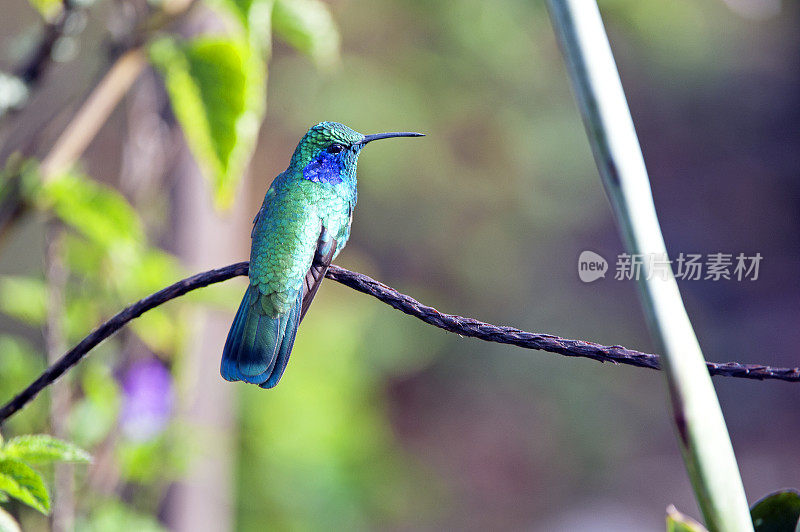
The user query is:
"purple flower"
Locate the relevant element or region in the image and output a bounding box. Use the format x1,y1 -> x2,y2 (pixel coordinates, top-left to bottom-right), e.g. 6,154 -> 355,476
120,358 -> 173,441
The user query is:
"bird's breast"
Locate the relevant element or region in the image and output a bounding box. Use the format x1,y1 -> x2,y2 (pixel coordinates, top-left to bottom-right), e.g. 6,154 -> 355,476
248,180 -> 353,314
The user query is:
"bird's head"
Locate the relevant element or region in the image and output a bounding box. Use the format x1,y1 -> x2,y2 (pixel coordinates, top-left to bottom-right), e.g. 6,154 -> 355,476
289,121 -> 423,186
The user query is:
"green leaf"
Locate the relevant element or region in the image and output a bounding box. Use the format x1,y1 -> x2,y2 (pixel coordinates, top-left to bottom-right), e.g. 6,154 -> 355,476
0,458 -> 49,514
129,308 -> 181,354
25,0 -> 62,22
751,490 -> 800,532
273,0 -> 340,68
0,491 -> 8,502
0,335 -> 37,383
77,500 -> 167,532
0,336 -> 47,434
0,507 -> 21,532
150,37 -> 266,208
68,363 -> 121,448
0,276 -> 47,325
3,435 -> 91,465
208,0 -> 274,52
116,248 -> 183,353
38,172 -> 145,251
667,506 -> 708,532
115,247 -> 182,298
119,434 -> 188,484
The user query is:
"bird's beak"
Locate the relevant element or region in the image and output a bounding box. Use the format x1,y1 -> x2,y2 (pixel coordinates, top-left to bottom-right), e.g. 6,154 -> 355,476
355,131 -> 425,147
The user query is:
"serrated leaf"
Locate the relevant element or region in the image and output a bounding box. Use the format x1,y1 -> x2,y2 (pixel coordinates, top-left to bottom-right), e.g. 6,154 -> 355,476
751,490 -> 800,532
0,276 -> 47,325
667,505 -> 708,532
3,435 -> 91,465
273,0 -> 340,68
0,459 -> 49,514
150,37 -> 266,209
0,507 -> 21,532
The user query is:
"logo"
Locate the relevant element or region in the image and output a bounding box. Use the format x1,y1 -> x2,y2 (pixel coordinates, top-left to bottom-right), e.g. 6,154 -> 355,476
577,251 -> 762,282
578,251 -> 608,283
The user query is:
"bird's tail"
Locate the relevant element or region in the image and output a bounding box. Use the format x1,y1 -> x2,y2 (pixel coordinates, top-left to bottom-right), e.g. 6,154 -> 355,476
220,285 -> 302,389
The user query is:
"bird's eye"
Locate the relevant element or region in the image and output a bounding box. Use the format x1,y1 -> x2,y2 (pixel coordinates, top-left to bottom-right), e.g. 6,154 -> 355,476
326,143 -> 345,154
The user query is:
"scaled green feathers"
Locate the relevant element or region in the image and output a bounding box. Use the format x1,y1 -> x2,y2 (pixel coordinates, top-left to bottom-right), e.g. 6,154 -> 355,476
221,122 -> 423,388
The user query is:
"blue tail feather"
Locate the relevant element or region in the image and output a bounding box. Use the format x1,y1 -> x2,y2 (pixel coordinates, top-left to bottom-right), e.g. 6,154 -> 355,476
260,290 -> 302,389
220,286 -> 302,387
221,287 -> 250,382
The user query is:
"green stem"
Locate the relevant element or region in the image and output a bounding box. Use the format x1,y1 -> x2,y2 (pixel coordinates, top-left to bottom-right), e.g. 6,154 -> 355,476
545,2 -> 752,530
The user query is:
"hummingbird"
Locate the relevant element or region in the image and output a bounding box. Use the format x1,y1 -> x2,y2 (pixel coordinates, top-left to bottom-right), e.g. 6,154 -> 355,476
221,122 -> 424,388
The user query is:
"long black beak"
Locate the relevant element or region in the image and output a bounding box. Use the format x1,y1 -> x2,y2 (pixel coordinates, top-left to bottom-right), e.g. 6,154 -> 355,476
355,131 -> 425,146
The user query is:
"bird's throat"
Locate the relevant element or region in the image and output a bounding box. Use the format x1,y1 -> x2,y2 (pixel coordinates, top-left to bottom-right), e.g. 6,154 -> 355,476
302,152 -> 343,185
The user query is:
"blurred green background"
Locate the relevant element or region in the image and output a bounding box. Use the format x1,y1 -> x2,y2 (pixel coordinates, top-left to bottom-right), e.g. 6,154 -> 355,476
0,0 -> 798,530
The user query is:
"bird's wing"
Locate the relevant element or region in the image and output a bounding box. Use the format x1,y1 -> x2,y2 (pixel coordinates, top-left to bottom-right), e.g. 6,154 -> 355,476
300,225 -> 337,322
251,183 -> 278,239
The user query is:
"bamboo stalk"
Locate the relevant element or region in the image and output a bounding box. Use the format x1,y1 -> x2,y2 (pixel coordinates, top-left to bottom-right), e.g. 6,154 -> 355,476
545,2 -> 752,530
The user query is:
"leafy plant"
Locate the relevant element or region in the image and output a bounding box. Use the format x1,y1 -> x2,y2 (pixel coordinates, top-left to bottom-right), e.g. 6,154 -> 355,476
750,490 -> 800,532
149,36 -> 266,209
666,491 -> 800,532
1,0 -> 343,526
667,506 -> 708,532
272,0 -> 340,68
149,0 -> 340,209
0,432 -> 90,530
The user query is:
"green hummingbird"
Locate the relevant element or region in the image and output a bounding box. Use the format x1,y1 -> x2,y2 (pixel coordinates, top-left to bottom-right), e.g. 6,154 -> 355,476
221,122 -> 423,388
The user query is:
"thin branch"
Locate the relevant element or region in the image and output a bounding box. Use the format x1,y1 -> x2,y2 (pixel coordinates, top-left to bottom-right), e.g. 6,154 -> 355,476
326,267 -> 800,381
0,48 -> 147,249
0,48 -> 146,241
39,48 -> 147,179
0,262 -> 797,424
0,0 -> 199,240
15,0 -> 80,87
36,0 -> 201,179
0,168 -> 27,245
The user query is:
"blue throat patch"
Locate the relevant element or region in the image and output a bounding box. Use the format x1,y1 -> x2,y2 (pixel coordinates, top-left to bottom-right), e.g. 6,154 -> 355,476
303,152 -> 343,185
